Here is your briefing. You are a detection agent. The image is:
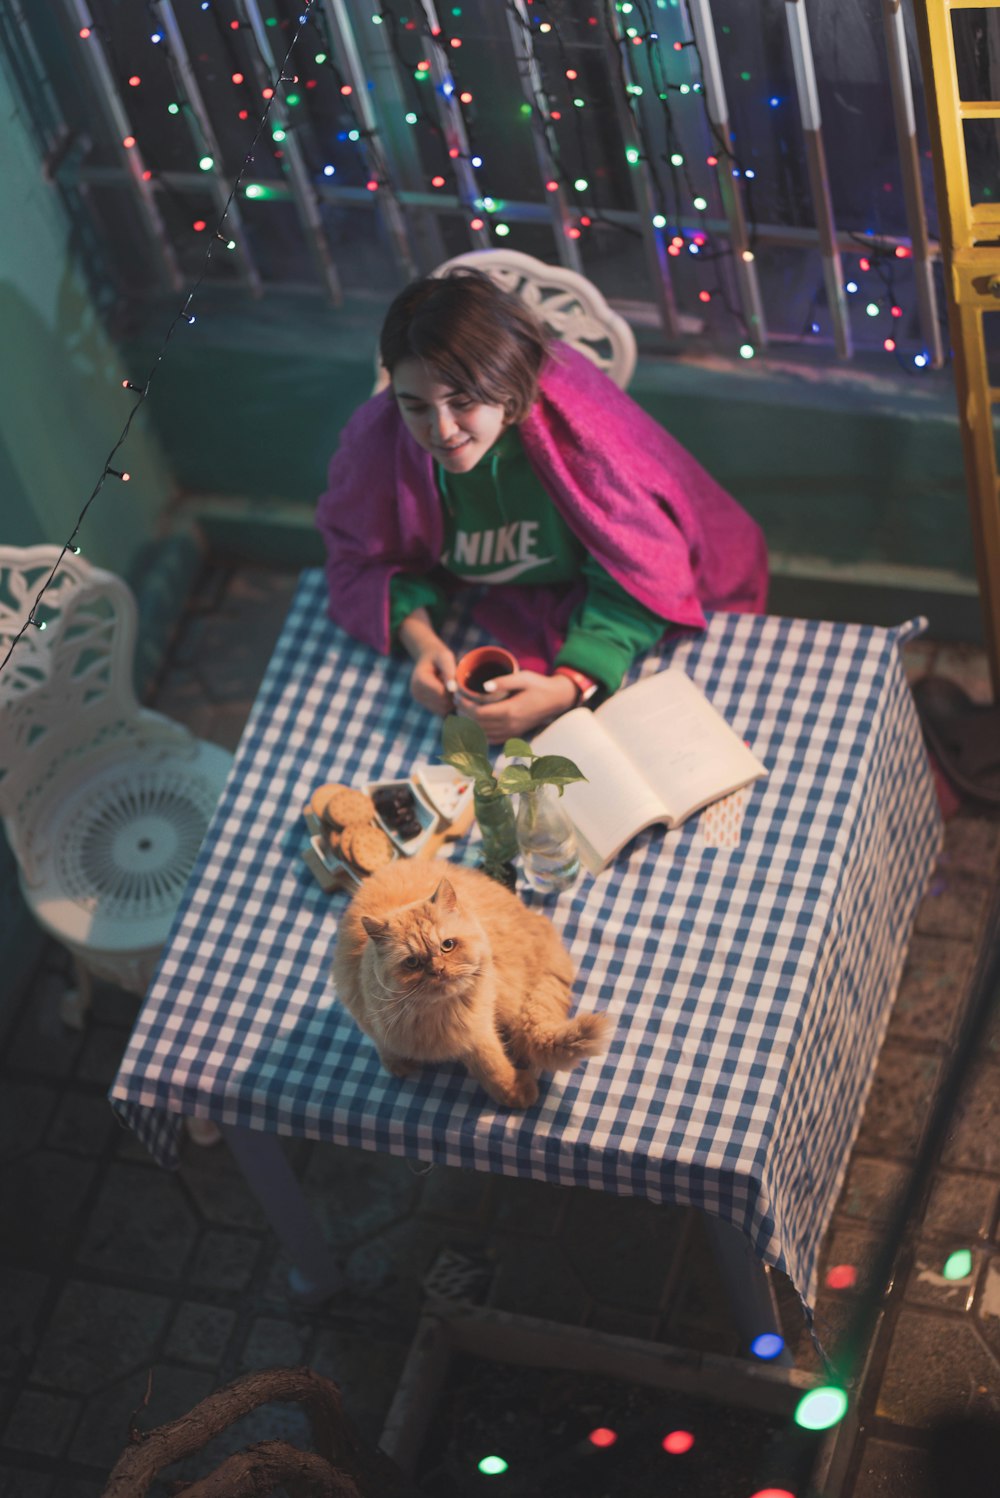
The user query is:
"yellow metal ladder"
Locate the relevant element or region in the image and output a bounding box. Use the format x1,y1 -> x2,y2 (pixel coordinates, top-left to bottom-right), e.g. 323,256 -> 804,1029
913,0 -> 1000,695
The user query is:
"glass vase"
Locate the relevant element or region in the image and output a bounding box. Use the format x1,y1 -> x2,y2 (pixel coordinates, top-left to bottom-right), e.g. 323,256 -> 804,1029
515,784 -> 581,895
473,785 -> 518,890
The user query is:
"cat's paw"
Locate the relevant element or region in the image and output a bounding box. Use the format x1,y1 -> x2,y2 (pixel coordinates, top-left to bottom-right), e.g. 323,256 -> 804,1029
496,1072 -> 539,1110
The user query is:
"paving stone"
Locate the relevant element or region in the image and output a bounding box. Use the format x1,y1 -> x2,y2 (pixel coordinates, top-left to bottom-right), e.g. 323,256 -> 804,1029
164,1303 -> 237,1367
188,1229 -> 261,1292
344,1217 -> 479,1328
77,1163 -> 197,1282
817,1224 -> 886,1301
0,1269 -> 48,1378
302,1144 -> 421,1249
0,1465 -> 52,1497
876,1307 -> 1000,1426
486,1232 -> 591,1325
179,1144 -> 268,1231
491,1174 -> 571,1237
888,935 -> 973,1044
5,978 -> 84,1077
0,1152 -> 97,1269
44,1091 -> 116,1158
2,1388 -> 79,1457
941,1061 -> 1000,1173
68,1365 -> 216,1469
416,1163 -> 494,1226
923,1171 -> 998,1241
561,1190 -> 687,1313
74,1026 -> 128,1088
853,1045 -> 942,1158
239,1315 -> 311,1371
30,1281 -> 171,1393
311,1326 -> 411,1448
914,871 -> 991,942
835,1155 -> 911,1227
0,1083 -> 55,1162
906,1245 -> 986,1312
939,816 -> 1000,878
851,1435 -> 934,1497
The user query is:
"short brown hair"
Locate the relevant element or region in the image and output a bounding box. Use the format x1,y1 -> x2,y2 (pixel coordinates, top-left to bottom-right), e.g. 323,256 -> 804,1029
379,268 -> 549,424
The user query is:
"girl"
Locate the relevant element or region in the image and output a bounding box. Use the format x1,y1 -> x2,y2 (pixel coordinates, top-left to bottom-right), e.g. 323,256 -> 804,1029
316,269 -> 767,741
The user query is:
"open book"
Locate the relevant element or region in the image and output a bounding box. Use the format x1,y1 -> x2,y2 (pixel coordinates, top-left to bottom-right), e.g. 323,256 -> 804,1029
530,668 -> 768,874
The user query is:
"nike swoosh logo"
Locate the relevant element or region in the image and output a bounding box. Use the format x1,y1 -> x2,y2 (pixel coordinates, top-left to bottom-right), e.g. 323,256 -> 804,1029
447,555 -> 557,584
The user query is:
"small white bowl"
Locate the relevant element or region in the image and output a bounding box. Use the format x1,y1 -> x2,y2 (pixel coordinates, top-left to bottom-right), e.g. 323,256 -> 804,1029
367,779 -> 437,855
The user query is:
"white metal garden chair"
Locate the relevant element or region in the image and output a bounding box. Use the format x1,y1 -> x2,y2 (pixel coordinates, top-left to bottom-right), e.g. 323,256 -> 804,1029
0,545 -> 233,1034
373,247 -> 637,393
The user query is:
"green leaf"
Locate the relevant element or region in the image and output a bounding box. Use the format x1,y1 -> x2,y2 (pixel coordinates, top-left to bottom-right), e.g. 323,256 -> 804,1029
496,764 -> 535,794
503,737 -> 536,760
474,776 -> 500,798
442,750 -> 493,779
442,714 -> 489,760
529,754 -> 588,788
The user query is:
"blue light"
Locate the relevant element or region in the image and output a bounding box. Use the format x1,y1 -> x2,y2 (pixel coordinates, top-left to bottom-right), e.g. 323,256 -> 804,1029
914,353 -> 928,367
151,30 -> 163,43
441,80 -> 455,97
811,322 -> 820,333
750,1332 -> 785,1361
769,96 -> 780,107
336,130 -> 348,141
745,169 -> 755,179
471,155 -> 483,167
323,164 -> 335,176
845,280 -> 858,293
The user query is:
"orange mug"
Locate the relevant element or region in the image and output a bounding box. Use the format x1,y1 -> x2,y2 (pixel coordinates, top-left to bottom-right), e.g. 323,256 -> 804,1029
454,646 -> 519,701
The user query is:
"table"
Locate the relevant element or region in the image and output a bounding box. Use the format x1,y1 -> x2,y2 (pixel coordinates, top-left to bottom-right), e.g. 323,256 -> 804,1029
110,570 -> 941,1324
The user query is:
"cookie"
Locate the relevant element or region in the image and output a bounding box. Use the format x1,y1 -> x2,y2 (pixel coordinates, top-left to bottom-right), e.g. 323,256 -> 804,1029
310,782 -> 349,824
341,822 -> 395,875
324,785 -> 376,830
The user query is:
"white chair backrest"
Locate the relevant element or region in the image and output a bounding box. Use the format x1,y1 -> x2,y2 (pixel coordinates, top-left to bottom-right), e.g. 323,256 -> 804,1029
373,248 -> 637,394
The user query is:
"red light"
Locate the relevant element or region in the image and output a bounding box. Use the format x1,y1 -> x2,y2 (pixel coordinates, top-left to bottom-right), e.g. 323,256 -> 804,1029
122,135 -> 136,149
662,1430 -> 695,1455
698,290 -> 711,303
858,257 -> 870,271
580,215 -> 591,226
668,244 -> 681,256
546,180 -> 558,192
367,179 -> 379,192
262,87 -> 274,100
141,169 -> 152,181
568,227 -> 582,239
238,109 -> 249,120
694,232 -> 706,245
306,79 -> 318,89
587,1427 -> 617,1448
450,37 -> 462,48
891,305 -> 903,318
192,219 -> 207,232
895,245 -> 912,258
706,154 -> 718,166
230,19 -> 240,29
460,91 -> 472,103
79,27 -> 91,39
550,110 -> 562,120
749,1490 -> 797,1498
417,59 -> 430,70
674,40 -> 683,50
883,338 -> 896,351
449,147 -> 460,158
431,175 -> 445,187
129,76 -> 141,87
340,84 -> 353,96
826,1264 -> 857,1290
566,69 -> 578,80
232,72 -> 244,85
470,217 -> 484,229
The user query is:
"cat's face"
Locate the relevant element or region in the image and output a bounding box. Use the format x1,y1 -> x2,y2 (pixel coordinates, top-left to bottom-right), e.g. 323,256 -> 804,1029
361,880 -> 486,999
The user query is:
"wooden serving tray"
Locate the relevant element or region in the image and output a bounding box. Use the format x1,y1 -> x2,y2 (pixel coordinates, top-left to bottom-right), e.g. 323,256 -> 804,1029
301,780 -> 476,894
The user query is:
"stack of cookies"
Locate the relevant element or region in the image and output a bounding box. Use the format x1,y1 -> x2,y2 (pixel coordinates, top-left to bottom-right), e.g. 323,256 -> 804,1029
309,782 -> 395,878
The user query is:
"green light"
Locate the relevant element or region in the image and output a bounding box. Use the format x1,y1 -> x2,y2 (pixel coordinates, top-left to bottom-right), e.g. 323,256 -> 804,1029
519,103 -> 532,116
573,97 -> 585,107
740,70 -> 751,81
670,152 -> 683,165
739,343 -> 755,360
315,52 -> 328,64
866,302 -> 880,317
652,213 -> 666,228
199,155 -> 214,171
414,68 -> 429,80
626,147 -> 640,164
405,111 -> 417,124
372,12 -> 383,21
348,129 -> 360,141
482,196 -> 497,211
621,1 -> 634,10
286,93 -> 301,107
626,83 -> 643,96
265,15 -> 278,25
452,5 -> 463,13
943,1248 -> 973,1280
574,177 -> 588,191
794,1386 -> 849,1431
495,223 -> 510,237
272,127 -> 286,142
626,26 -> 638,36
477,1455 -> 509,1476
167,102 -> 180,115
679,83 -> 690,94
244,183 -> 268,199
693,195 -> 707,210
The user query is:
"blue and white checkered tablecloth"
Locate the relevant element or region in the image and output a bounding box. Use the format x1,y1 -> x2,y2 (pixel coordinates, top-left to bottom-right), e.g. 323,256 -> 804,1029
110,569 -> 941,1310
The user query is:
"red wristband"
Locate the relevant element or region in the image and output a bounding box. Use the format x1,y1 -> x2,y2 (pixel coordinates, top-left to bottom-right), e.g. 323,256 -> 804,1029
553,665 -> 599,703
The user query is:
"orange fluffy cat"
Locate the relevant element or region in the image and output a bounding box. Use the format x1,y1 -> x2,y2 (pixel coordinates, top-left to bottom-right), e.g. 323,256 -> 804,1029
332,860 -> 610,1108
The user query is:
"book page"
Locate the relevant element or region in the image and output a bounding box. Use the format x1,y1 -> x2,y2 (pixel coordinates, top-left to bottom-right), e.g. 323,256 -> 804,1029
529,708 -> 669,871
594,669 -> 766,822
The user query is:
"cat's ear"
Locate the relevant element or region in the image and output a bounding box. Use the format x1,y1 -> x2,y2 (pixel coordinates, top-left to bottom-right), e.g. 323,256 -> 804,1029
361,915 -> 388,941
430,879 -> 458,912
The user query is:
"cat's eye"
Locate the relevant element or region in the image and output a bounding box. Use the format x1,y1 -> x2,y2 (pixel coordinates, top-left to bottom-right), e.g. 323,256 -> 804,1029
404,955 -> 423,969
440,938 -> 455,952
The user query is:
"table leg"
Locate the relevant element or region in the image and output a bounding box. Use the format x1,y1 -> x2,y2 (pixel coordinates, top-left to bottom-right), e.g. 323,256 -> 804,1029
702,1215 -> 794,1366
222,1124 -> 344,1305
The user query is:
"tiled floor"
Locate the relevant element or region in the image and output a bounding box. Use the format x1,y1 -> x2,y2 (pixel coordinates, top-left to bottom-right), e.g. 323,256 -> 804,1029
1,563 -> 998,1495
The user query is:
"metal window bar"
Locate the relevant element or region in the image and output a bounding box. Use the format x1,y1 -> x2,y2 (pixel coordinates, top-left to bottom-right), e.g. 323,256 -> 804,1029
239,0 -> 343,304
912,0 -> 1000,693
784,0 -> 852,359
64,0 -> 183,292
880,0 -> 944,369
684,0 -> 767,350
153,1 -> 263,297
315,0 -> 419,282
505,0 -> 583,274
413,0 -> 491,249
601,3 -> 681,339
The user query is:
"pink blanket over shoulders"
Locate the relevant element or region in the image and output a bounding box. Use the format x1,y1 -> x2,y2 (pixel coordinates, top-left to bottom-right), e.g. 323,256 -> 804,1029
315,343 -> 768,671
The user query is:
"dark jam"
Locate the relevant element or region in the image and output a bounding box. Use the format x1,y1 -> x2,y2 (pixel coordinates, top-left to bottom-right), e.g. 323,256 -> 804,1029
372,784 -> 423,842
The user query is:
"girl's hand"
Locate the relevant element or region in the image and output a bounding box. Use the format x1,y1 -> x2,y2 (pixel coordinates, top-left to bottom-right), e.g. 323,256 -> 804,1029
410,642 -> 458,715
455,670 -> 579,743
